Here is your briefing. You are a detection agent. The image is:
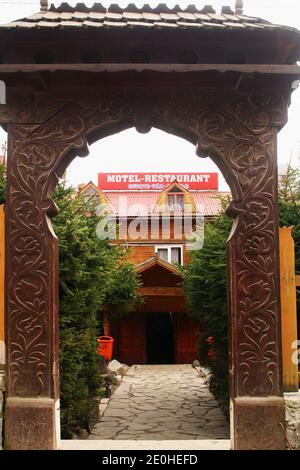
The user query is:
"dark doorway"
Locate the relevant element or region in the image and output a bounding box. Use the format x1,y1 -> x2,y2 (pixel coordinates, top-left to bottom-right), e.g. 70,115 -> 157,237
147,313 -> 175,364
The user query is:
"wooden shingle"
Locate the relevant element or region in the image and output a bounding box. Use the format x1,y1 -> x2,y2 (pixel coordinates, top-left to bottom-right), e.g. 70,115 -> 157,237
0,2 -> 298,35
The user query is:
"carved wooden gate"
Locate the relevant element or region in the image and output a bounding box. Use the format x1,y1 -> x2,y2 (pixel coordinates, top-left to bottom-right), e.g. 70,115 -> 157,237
2,89 -> 288,450
0,2 -> 300,450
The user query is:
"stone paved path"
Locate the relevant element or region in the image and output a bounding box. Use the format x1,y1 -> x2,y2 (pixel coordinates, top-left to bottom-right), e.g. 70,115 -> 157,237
89,364 -> 229,440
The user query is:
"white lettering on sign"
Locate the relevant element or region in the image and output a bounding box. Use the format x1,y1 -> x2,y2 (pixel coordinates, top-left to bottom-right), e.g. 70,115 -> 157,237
98,172 -> 218,190
106,174 -> 212,183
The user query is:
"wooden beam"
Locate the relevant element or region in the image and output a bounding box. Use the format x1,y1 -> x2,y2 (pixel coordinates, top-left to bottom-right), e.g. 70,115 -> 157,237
295,274 -> 300,287
139,287 -> 184,297
0,63 -> 300,75
279,227 -> 299,392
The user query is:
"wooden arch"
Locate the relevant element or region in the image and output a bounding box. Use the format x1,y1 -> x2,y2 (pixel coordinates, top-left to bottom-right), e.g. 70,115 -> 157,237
4,87 -> 288,449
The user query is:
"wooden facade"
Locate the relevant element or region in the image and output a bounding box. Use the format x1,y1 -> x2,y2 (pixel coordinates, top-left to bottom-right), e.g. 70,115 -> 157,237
110,256 -> 200,365
114,313 -> 200,365
80,181 -> 220,366
1,1 -> 300,450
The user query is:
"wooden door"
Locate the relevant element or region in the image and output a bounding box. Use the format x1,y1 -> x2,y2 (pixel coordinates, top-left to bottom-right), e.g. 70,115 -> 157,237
117,313 -> 147,365
175,314 -> 200,364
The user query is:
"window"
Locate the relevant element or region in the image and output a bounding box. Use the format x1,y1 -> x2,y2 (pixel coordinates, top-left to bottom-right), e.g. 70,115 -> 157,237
167,193 -> 184,210
170,247 -> 181,264
156,248 -> 168,262
155,245 -> 183,265
167,187 -> 184,210
168,194 -> 175,209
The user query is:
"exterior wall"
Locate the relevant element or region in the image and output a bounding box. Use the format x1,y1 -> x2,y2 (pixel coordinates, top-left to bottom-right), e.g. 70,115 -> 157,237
183,248 -> 191,265
140,265 -> 181,287
126,245 -> 155,264
175,315 -> 200,364
115,217 -> 198,267
125,244 -> 191,266
140,296 -> 186,313
113,217 -> 194,264
115,313 -> 147,365
111,213 -> 200,365
112,257 -> 200,365
114,312 -> 200,366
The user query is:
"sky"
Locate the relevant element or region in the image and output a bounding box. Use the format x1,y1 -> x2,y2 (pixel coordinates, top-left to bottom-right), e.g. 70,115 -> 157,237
0,0 -> 300,191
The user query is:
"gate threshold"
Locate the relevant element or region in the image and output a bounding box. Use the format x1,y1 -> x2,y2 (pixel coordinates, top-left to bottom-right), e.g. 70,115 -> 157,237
60,439 -> 230,450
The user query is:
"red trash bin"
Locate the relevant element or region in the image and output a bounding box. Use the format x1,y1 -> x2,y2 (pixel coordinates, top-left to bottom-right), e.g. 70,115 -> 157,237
97,336 -> 114,362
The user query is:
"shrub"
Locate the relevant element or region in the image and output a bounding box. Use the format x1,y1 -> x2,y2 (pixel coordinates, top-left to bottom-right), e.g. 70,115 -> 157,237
182,198 -> 231,415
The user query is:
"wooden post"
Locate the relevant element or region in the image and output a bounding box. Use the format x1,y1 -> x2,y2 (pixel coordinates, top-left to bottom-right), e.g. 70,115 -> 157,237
0,205 -> 4,366
279,227 -> 299,392
296,275 -> 300,387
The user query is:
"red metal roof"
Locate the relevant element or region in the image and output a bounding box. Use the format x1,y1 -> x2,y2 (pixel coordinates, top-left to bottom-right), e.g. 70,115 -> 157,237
104,190 -> 230,217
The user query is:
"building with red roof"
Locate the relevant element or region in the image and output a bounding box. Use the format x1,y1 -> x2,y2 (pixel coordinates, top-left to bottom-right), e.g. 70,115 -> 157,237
80,173 -> 230,365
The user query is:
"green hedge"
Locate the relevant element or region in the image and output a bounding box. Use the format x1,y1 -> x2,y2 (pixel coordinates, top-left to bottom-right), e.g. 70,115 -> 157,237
182,199 -> 231,415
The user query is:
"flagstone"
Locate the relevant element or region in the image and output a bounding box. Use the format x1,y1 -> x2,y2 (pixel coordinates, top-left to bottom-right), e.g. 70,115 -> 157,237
89,364 -> 229,441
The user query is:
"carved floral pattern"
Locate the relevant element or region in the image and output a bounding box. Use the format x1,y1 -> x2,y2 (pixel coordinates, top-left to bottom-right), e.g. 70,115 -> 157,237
6,405 -> 55,450
236,418 -> 285,450
153,97 -> 282,397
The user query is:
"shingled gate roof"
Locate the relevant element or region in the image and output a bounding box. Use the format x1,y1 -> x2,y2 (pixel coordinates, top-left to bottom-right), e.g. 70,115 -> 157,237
0,2 -> 298,33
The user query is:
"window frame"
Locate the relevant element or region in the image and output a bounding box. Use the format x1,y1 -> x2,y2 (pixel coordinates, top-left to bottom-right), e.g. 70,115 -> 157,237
167,192 -> 184,210
155,244 -> 183,265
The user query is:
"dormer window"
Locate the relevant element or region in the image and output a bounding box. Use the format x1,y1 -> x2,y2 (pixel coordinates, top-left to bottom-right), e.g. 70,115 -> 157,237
167,186 -> 184,210
83,187 -> 97,205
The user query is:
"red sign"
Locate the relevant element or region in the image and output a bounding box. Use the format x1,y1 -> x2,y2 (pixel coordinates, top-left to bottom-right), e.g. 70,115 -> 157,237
98,173 -> 218,190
